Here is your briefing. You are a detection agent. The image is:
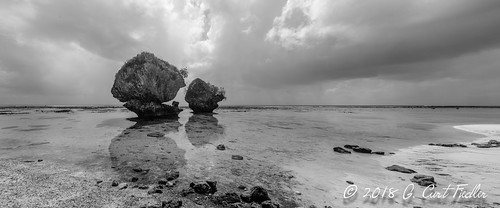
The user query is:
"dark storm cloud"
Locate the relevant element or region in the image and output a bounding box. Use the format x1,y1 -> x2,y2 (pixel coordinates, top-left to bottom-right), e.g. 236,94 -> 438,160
247,0 -> 500,86
1,0 -> 500,105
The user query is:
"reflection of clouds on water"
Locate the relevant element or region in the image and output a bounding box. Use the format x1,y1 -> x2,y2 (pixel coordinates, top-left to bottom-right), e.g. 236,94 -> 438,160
108,118 -> 186,182
185,114 -> 224,147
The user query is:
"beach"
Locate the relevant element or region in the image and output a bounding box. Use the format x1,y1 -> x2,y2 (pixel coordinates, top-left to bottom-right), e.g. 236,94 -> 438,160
1,106 -> 499,207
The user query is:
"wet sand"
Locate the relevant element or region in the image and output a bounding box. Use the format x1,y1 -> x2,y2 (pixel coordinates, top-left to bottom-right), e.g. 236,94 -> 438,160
1,107 -> 500,207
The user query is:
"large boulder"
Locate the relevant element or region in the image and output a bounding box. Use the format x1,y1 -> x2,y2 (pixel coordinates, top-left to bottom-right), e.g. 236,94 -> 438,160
185,78 -> 225,113
111,52 -> 186,118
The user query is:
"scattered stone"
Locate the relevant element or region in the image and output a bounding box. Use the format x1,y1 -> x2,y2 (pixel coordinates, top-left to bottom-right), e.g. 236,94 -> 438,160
241,186 -> 271,203
212,192 -> 241,204
352,147 -> 372,154
185,78 -> 226,113
118,183 -> 128,190
389,152 -> 396,155
165,170 -> 180,181
23,160 -> 35,163
132,168 -> 143,172
190,181 -> 217,195
385,165 -> 417,174
238,185 -> 247,190
232,155 -> 244,160
131,177 -> 139,182
37,159 -> 43,162
333,147 -> 351,154
294,190 -> 302,195
346,181 -> 354,185
372,151 -> 385,155
410,174 -> 436,186
261,200 -> 281,208
96,180 -> 103,184
147,132 -> 165,137
148,189 -> 163,194
111,180 -> 119,187
344,145 -> 359,149
138,185 -> 149,190
429,143 -> 467,148
162,200 -> 182,208
216,144 -> 226,150
158,178 -> 168,185
488,140 -> 500,144
180,188 -> 195,197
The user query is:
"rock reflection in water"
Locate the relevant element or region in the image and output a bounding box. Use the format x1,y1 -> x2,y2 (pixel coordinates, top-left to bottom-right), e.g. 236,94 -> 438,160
185,114 -> 224,147
109,118 -> 186,183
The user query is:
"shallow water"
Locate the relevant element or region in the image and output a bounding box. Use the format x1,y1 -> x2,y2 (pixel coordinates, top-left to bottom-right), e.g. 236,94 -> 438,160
1,106 -> 499,207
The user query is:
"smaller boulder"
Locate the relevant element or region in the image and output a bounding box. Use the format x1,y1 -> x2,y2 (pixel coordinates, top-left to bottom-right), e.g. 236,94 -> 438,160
372,151 -> 385,155
185,78 -> 225,113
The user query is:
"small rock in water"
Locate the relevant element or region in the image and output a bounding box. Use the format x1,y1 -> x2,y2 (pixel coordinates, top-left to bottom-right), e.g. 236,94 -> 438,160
385,165 -> 417,174
241,186 -> 271,203
132,168 -> 143,172
158,178 -> 168,185
232,155 -> 244,160
410,174 -> 436,186
165,170 -> 180,181
352,147 -> 372,154
96,180 -> 103,184
131,177 -> 139,182
333,147 -> 351,154
429,143 -> 467,148
148,188 -> 163,194
138,185 -> 149,190
216,144 -> 226,150
111,180 -> 119,187
372,151 -> 385,155
238,185 -> 247,190
344,145 -> 359,149
37,159 -> 43,162
346,181 -> 354,185
118,183 -> 128,190
147,132 -> 165,137
190,181 -> 217,195
294,190 -> 302,195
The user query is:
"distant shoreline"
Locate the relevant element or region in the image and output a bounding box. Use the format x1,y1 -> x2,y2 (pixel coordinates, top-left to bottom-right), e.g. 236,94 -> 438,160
2,104 -> 500,109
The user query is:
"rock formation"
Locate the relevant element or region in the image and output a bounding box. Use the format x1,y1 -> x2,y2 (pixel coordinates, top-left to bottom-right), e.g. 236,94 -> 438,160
185,78 -> 225,113
111,52 -> 185,118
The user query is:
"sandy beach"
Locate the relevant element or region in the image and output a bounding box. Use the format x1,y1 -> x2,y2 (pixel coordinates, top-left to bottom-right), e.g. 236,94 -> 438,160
1,106 -> 500,207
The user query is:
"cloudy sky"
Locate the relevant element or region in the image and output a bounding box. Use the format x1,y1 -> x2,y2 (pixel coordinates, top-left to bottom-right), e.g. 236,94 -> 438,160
1,0 -> 500,106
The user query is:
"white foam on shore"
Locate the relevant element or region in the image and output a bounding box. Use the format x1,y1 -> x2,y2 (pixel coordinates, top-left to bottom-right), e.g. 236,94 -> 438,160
454,124 -> 500,138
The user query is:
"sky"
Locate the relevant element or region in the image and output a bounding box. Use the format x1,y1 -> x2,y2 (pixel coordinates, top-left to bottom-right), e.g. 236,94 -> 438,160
1,0 -> 500,106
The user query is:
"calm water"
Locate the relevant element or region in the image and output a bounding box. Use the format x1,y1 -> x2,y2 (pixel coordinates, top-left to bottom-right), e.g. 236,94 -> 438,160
1,106 -> 499,207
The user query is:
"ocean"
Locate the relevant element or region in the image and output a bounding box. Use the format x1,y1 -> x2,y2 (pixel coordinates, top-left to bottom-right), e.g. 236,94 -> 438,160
1,106 -> 499,207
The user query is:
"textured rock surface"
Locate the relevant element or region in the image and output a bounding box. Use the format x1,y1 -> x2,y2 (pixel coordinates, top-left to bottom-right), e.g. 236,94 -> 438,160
185,78 -> 225,113
111,52 -> 185,117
